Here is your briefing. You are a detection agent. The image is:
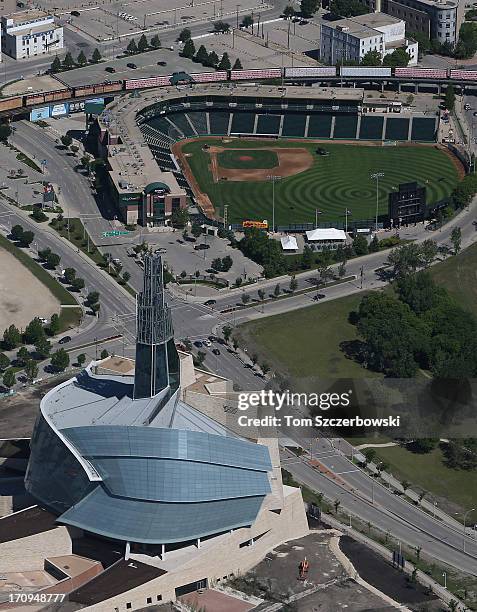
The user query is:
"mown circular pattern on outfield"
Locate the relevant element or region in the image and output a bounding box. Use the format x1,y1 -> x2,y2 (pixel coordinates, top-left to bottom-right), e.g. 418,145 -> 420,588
182,139 -> 460,225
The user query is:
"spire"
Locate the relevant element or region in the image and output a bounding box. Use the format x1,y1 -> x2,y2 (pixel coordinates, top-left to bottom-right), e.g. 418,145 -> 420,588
133,253 -> 176,400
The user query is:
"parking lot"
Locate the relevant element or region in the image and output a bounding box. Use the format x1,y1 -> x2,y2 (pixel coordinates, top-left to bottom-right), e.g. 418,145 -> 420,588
48,0 -> 272,43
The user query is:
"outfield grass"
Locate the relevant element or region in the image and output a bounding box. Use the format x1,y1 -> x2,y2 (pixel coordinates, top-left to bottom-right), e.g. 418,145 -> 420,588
217,148 -> 278,169
237,292 -> 381,386
429,241 -> 477,318
182,139 -> 460,224
372,445 -> 477,518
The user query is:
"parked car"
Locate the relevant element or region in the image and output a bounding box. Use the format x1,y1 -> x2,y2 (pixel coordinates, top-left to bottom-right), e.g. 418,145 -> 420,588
194,340 -> 203,348
212,348 -> 221,355
176,239 -> 184,244
59,336 -> 71,344
184,236 -> 196,242
203,340 -> 212,347
127,63 -> 137,69
154,248 -> 167,254
313,293 -> 326,300
194,243 -> 210,250
157,61 -> 167,66
204,299 -> 216,306
105,66 -> 116,73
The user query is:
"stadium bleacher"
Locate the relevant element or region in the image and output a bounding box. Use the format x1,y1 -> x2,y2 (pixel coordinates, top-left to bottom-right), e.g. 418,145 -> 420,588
209,111 -> 231,135
230,111 -> 256,134
333,115 -> 358,139
307,114 -> 333,138
359,116 -> 384,140
281,113 -> 307,137
385,118 -> 410,141
256,114 -> 281,135
411,117 -> 436,142
187,111 -> 209,135
168,113 -> 196,138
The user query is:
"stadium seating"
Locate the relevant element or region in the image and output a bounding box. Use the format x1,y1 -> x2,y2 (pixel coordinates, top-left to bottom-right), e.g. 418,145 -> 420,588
230,112 -> 256,134
333,115 -> 358,139
359,116 -> 384,140
411,117 -> 436,142
209,112 -> 231,135
187,112 -> 208,135
307,114 -> 333,138
168,113 -> 196,138
281,113 -> 307,137
385,118 -> 410,141
256,114 -> 281,135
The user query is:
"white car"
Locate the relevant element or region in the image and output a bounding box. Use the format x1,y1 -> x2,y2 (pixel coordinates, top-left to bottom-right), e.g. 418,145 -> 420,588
203,339 -> 212,347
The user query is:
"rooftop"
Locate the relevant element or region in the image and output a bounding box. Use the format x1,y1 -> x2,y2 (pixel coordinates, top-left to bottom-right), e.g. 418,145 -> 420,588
323,19 -> 382,39
6,23 -> 61,36
3,9 -> 51,24
350,12 -> 403,27
0,506 -> 57,544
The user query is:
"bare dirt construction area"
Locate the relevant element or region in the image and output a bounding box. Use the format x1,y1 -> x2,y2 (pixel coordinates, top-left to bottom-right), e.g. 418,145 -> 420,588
0,248 -> 59,331
208,146 -> 314,182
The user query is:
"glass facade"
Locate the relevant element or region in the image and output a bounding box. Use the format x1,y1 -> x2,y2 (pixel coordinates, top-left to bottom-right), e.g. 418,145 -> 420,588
25,415 -> 95,514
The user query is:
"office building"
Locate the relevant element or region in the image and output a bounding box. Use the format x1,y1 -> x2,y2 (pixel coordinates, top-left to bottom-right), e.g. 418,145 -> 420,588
1,9 -> 63,59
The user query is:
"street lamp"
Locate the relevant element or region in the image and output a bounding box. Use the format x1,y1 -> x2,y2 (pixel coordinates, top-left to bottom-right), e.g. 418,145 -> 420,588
371,172 -> 384,233
315,208 -> 323,229
463,508 -> 476,552
442,572 -> 447,589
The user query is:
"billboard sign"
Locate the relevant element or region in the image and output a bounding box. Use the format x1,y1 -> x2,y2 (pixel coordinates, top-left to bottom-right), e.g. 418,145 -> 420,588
69,101 -> 85,113
50,103 -> 69,117
43,182 -> 55,204
84,98 -> 105,114
30,106 -> 50,122
243,220 -> 269,229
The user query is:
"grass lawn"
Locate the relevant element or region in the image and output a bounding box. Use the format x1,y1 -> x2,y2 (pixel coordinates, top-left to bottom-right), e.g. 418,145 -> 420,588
429,241 -> 477,317
181,139 -> 460,224
0,233 -> 82,333
372,445 -> 477,518
237,292 -> 381,386
217,148 -> 278,169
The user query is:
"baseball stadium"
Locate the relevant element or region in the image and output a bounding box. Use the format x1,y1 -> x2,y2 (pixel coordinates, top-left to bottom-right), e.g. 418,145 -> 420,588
96,80 -> 465,229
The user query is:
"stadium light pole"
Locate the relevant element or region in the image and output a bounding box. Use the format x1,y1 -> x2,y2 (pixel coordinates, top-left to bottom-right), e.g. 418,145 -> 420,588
315,208 -> 323,229
371,172 -> 384,233
267,175 -> 281,233
344,208 -> 352,235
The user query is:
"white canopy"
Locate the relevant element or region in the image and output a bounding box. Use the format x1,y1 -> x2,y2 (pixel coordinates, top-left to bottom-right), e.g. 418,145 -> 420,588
280,235 -> 298,250
305,228 -> 347,242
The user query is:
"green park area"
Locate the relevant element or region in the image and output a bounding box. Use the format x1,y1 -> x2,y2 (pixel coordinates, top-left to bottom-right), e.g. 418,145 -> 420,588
182,139 -> 460,224
217,148 -> 278,169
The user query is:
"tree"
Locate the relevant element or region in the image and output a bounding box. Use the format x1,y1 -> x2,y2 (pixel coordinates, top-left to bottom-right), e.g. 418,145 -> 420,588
289,276 -> 298,292
195,350 -> 206,367
191,223 -> 203,238
178,28 -> 191,42
420,239 -> 438,268
383,48 -> 411,67
241,293 -> 250,304
77,353 -> 86,367
361,50 -> 382,66
122,271 -> 131,284
50,55 -> 61,73
64,267 -> 76,284
35,337 -> 51,359
70,145 -> 79,155
218,52 -> 231,71
2,368 -> 15,389
127,38 -> 138,55
283,4 -> 295,18
274,283 -> 281,297
0,123 -> 12,142
171,207 -> 189,227
183,338 -> 192,351
353,234 -> 368,256
50,348 -> 69,371
11,224 -> 24,241
181,38 -> 196,59
62,52 -> 75,69
46,252 -> 61,269
241,15 -> 254,27
100,349 -> 109,359
334,499 -> 341,514
48,313 -> 60,336
232,58 -> 243,70
232,337 -> 239,351
261,362 -> 270,375
222,325 -> 233,343
387,243 -> 423,278
150,34 -> 161,48
31,207 -> 47,222
138,34 -> 148,53
0,353 -> 10,370
24,318 -> 45,345
71,277 -> 85,292
450,226 -> 462,255
24,359 -> 38,382
213,21 -> 230,33
369,234 -> 379,253
401,480 -> 410,492
444,84 -> 455,112
194,45 -> 209,65
329,0 -> 367,16
338,261 -> 347,277
258,289 -> 265,301
77,50 -> 87,66
221,255 -> 233,271
18,230 -> 34,248
363,448 -> 376,465
91,302 -> 101,316
3,324 -> 21,350
17,346 -> 29,365
61,134 -> 72,148
206,51 -> 219,67
251,353 -> 258,366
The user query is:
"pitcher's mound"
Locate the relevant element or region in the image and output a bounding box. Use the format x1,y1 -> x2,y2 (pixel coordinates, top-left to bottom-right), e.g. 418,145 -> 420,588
239,155 -> 253,161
